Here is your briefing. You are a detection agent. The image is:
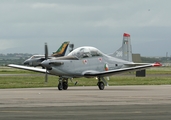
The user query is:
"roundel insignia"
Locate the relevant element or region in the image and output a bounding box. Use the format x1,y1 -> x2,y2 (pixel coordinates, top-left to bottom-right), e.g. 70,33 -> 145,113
82,59 -> 88,64
104,63 -> 109,71
98,57 -> 102,62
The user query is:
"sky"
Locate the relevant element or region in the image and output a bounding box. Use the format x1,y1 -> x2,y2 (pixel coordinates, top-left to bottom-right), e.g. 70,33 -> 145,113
0,0 -> 171,57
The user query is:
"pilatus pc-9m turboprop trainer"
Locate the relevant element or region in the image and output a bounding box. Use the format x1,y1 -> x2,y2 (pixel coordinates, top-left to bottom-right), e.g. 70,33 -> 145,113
8,33 -> 161,90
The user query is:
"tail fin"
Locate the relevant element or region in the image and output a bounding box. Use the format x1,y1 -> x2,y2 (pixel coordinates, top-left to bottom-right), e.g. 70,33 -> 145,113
51,41 -> 70,57
111,33 -> 132,62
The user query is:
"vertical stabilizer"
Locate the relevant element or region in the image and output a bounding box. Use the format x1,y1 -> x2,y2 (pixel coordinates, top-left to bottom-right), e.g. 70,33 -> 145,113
111,33 -> 132,62
51,41 -> 70,57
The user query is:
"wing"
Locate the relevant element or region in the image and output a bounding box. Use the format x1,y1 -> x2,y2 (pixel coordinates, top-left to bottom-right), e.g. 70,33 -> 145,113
8,64 -> 47,73
83,62 -> 161,77
124,62 -> 162,67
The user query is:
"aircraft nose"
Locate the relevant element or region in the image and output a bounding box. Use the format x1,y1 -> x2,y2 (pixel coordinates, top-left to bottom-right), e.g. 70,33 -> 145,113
23,60 -> 29,65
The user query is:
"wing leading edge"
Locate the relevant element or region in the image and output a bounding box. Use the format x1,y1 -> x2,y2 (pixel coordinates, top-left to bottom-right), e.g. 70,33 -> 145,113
83,63 -> 161,77
8,64 -> 47,73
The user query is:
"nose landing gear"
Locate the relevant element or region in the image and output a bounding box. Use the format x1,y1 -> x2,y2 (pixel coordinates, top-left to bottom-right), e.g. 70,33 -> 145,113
58,77 -> 68,90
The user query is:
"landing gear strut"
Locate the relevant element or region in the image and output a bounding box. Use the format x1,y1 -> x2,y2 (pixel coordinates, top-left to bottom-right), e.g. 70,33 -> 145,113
58,77 -> 68,90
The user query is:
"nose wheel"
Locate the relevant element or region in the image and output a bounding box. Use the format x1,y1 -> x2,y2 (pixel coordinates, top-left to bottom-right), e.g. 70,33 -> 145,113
58,82 -> 63,90
62,81 -> 68,90
58,78 -> 68,90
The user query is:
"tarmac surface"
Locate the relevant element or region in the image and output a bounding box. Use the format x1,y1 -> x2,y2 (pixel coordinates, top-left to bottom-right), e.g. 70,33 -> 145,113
0,85 -> 171,120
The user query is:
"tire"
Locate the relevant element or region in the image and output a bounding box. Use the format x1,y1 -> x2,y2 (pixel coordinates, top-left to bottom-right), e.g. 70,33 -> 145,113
63,82 -> 68,90
58,83 -> 63,90
98,82 -> 105,90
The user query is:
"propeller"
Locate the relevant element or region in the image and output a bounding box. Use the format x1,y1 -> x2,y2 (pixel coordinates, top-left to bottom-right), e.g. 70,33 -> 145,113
45,43 -> 48,83
45,43 -> 48,60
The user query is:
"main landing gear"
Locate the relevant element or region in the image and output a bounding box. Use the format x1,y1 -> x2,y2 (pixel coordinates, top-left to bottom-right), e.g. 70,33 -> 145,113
58,77 -> 68,90
97,77 -> 108,90
97,81 -> 105,90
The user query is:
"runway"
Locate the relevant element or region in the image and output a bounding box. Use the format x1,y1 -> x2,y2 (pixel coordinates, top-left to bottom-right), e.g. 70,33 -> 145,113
0,85 -> 171,120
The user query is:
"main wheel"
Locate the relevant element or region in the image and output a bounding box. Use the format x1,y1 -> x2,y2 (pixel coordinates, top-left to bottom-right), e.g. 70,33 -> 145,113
58,83 -> 63,90
63,82 -> 68,90
98,82 -> 105,90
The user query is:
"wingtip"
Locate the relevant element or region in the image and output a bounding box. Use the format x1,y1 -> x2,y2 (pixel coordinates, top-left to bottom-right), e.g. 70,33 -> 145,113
152,62 -> 162,67
7,64 -> 13,67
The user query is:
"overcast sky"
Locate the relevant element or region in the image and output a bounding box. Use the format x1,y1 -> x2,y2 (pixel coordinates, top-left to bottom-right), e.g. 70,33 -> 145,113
0,0 -> 171,56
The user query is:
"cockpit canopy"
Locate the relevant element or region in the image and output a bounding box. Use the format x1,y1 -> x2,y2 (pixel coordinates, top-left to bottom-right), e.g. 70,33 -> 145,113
67,46 -> 103,59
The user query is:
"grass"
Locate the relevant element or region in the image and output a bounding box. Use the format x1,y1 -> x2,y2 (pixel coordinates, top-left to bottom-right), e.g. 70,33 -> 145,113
0,67 -> 171,89
109,76 -> 171,85
146,67 -> 171,75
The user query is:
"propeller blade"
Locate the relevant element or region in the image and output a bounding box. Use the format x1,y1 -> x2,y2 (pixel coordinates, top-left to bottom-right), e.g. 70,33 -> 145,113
44,43 -> 48,83
45,70 -> 48,83
45,43 -> 48,60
